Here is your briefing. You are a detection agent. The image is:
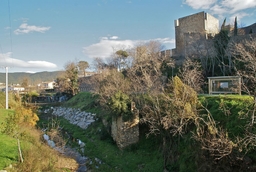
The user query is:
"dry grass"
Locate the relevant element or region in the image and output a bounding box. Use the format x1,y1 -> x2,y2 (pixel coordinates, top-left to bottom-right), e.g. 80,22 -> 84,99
4,124 -> 78,172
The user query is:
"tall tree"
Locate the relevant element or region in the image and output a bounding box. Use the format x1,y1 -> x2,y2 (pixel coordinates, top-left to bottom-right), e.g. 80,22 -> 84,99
213,19 -> 232,76
221,18 -> 226,30
115,50 -> 129,71
78,61 -> 89,77
234,16 -> 238,36
64,61 -> 79,96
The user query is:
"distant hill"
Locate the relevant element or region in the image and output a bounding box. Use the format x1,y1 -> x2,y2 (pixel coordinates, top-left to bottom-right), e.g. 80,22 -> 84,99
0,71 -> 65,85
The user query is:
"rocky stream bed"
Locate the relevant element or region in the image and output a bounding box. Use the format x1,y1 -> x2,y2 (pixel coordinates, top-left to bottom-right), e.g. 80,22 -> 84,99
40,107 -> 102,172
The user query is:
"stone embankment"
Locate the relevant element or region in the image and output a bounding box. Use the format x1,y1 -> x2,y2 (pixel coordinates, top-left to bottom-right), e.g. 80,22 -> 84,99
44,107 -> 96,129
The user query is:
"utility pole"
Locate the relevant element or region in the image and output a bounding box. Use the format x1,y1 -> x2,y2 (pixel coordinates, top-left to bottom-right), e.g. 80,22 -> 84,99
5,66 -> 8,109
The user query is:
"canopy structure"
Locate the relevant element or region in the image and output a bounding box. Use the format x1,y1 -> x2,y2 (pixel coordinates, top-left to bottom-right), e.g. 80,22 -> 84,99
208,76 -> 241,95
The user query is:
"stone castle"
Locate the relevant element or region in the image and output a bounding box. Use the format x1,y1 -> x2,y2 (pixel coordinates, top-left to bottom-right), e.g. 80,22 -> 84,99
162,11 -> 256,60
173,11 -> 219,57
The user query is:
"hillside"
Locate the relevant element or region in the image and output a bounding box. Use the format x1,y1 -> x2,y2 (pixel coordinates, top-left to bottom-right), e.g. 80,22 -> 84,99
53,92 -> 256,171
0,71 -> 65,84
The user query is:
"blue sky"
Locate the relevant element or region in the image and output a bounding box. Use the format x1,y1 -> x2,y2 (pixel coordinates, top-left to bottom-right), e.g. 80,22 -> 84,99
0,0 -> 256,73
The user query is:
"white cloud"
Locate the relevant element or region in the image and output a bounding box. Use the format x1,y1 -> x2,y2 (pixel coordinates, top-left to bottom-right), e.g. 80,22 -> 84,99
82,36 -> 175,59
110,36 -> 119,40
155,38 -> 175,44
183,0 -> 217,9
210,4 -> 227,15
221,0 -> 256,14
0,52 -> 57,69
83,37 -> 136,58
14,23 -> 51,35
184,0 -> 256,21
229,12 -> 250,24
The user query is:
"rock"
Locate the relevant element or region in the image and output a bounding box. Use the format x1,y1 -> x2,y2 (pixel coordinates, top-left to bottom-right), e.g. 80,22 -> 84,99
49,107 -> 96,130
43,134 -> 49,141
47,140 -> 55,148
78,139 -> 85,148
77,166 -> 87,172
77,156 -> 87,164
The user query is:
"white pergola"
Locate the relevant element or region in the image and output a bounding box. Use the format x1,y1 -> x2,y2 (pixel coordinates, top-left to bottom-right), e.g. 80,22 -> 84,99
208,76 -> 241,95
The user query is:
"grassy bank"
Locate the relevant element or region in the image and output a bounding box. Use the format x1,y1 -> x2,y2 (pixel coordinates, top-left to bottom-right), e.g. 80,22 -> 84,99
38,92 -> 256,171
0,109 -> 17,170
0,93 -> 79,171
38,92 -> 164,171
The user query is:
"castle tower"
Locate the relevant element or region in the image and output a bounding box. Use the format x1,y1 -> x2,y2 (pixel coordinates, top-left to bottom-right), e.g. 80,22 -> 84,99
174,11 -> 219,57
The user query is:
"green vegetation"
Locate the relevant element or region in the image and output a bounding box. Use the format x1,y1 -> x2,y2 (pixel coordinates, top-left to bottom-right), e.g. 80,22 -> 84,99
40,91 -> 256,171
38,110 -> 163,172
0,134 -> 18,170
0,92 -> 78,171
0,109 -> 17,170
200,95 -> 254,140
0,89 -> 253,171
63,92 -> 100,112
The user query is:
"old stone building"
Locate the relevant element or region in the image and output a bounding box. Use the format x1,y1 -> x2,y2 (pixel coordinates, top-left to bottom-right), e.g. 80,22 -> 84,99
111,114 -> 139,149
172,11 -> 219,59
169,11 -> 256,61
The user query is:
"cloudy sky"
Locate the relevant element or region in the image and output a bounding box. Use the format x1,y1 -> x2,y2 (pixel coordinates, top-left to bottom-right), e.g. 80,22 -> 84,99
0,0 -> 256,73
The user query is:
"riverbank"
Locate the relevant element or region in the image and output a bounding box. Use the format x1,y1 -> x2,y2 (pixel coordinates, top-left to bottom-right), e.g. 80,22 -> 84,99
0,109 -> 79,172
38,102 -> 163,171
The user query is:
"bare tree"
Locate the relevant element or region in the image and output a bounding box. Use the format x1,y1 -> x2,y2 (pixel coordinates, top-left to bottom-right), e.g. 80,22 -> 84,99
179,57 -> 204,93
96,69 -> 131,106
92,57 -> 107,73
55,75 -> 69,93
227,35 -> 256,96
127,41 -> 165,93
139,76 -> 199,167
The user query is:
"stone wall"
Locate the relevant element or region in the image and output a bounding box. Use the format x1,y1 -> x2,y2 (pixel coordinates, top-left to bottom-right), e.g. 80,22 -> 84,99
111,112 -> 139,149
44,107 -> 96,129
204,13 -> 219,34
43,106 -> 140,149
78,76 -> 96,92
174,11 -> 219,57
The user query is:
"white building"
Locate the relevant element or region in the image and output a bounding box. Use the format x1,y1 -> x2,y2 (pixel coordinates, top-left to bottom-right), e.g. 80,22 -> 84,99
38,81 -> 56,89
2,86 -> 25,92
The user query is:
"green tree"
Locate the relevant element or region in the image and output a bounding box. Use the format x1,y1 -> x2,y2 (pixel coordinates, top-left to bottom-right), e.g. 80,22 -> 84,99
221,18 -> 226,30
64,61 -> 79,96
213,19 -> 232,76
78,61 -> 89,77
109,91 -> 129,114
116,50 -> 129,71
234,16 -> 238,36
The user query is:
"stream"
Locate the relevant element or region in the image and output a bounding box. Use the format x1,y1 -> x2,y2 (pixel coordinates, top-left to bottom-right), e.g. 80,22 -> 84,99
39,107 -> 99,172
43,133 -> 88,172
